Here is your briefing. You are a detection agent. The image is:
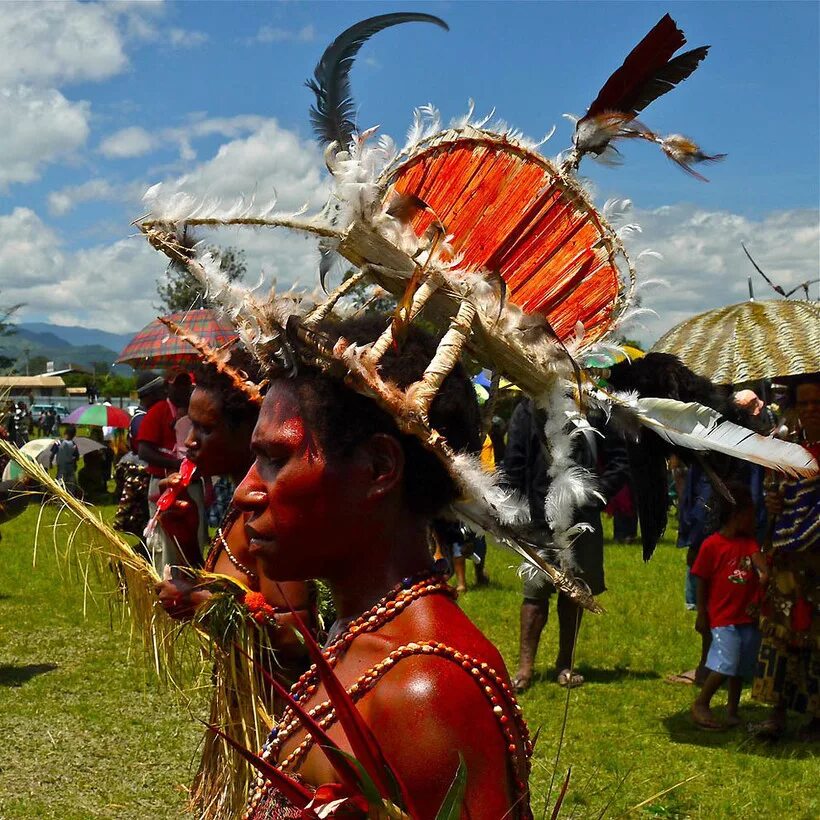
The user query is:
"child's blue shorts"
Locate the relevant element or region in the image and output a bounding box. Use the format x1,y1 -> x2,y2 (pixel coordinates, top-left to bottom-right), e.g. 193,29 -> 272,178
706,624 -> 761,678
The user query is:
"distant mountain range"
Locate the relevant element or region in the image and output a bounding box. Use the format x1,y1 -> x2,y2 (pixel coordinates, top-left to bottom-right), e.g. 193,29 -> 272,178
18,322 -> 134,352
1,322 -> 135,373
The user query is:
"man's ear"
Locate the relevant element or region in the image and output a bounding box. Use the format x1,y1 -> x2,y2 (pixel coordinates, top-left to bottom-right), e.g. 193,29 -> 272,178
360,433 -> 405,500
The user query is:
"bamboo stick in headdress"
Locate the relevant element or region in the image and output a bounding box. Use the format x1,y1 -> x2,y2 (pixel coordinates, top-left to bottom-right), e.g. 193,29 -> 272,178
157,316 -> 265,405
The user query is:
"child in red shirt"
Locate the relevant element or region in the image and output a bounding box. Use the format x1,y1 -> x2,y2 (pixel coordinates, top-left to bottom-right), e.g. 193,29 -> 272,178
691,484 -> 767,730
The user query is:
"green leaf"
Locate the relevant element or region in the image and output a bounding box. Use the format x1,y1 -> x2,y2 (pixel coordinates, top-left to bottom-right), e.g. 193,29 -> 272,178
329,747 -> 385,808
434,753 -> 467,820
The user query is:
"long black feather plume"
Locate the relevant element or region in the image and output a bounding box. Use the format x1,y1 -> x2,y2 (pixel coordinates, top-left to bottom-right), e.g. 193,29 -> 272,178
306,13 -> 449,148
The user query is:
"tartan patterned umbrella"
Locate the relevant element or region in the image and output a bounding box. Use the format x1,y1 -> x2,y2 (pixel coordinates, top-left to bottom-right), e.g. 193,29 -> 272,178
64,404 -> 132,428
117,309 -> 237,368
651,300 -> 820,385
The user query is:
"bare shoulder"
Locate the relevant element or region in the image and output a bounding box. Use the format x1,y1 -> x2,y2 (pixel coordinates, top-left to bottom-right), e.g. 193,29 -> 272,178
352,597 -> 524,817
363,653 -> 517,818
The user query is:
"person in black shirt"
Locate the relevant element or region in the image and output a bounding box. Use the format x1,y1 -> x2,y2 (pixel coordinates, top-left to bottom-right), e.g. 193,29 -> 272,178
505,398 -> 629,691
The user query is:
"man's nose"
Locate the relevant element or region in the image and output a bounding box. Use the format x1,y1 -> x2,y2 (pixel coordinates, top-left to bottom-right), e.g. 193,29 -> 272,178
234,466 -> 266,510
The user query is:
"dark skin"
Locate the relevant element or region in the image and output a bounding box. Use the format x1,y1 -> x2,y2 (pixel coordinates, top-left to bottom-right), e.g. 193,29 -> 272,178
155,386 -> 310,656
137,376 -> 192,472
234,381 -> 527,818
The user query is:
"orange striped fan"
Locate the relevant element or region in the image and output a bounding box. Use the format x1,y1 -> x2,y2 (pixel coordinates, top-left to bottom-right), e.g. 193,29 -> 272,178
381,132 -> 631,344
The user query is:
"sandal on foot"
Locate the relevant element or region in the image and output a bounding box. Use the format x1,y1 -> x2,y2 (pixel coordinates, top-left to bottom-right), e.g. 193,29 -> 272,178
511,673 -> 533,694
556,669 -> 584,688
691,705 -> 724,731
796,722 -> 820,743
665,669 -> 697,685
747,719 -> 784,740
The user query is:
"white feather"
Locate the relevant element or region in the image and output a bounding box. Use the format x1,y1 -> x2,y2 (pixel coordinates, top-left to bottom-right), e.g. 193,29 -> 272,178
637,248 -> 663,261
451,453 -> 531,527
606,393 -> 819,477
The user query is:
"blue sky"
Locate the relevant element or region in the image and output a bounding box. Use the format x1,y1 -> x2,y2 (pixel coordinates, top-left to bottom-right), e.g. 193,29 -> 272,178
1,1 -> 817,341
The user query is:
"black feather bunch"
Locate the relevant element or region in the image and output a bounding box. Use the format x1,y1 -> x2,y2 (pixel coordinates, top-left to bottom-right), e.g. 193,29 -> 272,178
306,13 -> 449,148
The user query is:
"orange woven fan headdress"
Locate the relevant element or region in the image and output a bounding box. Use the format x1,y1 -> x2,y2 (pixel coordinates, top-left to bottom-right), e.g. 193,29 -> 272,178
139,13 -> 817,607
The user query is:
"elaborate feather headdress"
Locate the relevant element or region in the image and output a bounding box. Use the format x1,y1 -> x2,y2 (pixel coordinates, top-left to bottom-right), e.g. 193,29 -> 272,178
140,14 -> 817,611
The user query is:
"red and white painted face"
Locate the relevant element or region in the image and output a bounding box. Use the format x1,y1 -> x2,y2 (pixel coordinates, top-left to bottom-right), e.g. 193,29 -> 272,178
233,380 -> 369,581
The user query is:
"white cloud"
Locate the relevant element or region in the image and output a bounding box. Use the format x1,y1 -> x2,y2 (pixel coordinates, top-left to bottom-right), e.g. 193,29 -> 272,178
0,2 -> 202,87
99,126 -> 157,158
0,206 -> 166,333
144,119 -> 328,292
168,28 -> 209,48
47,179 -> 122,216
251,23 -> 315,44
4,121 -> 330,332
0,2 -> 127,87
0,208 -> 67,288
98,115 -> 269,161
0,86 -> 90,190
157,119 -> 327,209
621,204 -> 820,344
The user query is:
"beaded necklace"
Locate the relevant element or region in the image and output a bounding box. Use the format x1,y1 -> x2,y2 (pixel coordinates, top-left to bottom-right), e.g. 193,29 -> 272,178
204,505 -> 259,580
243,570 -> 532,819
217,526 -> 259,580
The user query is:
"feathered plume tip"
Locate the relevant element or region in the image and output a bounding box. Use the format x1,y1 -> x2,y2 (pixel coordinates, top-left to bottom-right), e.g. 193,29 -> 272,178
452,498 -> 603,613
306,13 -> 448,150
538,383 -> 604,565
139,185 -> 328,234
326,132 -> 399,230
653,134 -> 726,181
157,317 -> 265,405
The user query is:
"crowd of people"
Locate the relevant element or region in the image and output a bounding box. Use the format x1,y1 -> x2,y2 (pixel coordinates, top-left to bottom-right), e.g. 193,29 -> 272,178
1,343 -> 816,818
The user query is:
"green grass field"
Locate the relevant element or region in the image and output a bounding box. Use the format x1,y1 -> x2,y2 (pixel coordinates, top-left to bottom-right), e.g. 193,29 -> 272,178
0,502 -> 816,819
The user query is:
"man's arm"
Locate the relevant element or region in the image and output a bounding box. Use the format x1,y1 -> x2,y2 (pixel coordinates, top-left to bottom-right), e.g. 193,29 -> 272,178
694,576 -> 710,635
137,441 -> 181,472
595,422 -> 631,504
502,401 -> 531,493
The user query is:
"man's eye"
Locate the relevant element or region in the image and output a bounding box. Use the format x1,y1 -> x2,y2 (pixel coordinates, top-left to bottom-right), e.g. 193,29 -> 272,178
259,453 -> 285,468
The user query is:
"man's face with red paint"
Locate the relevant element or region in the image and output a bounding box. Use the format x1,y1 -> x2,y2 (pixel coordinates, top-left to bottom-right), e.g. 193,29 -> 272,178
233,381 -> 368,581
184,386 -> 252,479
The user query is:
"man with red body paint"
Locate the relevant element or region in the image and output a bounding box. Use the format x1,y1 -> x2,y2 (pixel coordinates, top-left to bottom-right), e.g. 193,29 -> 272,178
236,317 -> 532,819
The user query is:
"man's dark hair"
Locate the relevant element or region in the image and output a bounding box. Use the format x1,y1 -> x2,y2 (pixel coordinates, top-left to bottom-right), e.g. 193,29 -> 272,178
64,424 -> 77,439
290,314 -> 481,517
193,348 -> 262,430
786,373 -> 820,408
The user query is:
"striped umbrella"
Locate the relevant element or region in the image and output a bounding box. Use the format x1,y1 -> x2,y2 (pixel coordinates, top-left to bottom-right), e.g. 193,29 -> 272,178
651,300 -> 820,385
64,404 -> 132,428
117,309 -> 237,368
